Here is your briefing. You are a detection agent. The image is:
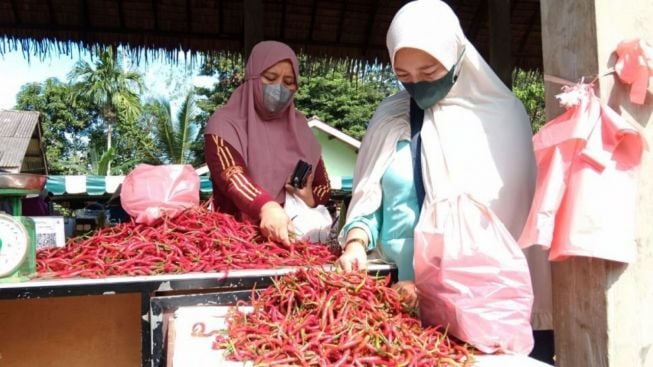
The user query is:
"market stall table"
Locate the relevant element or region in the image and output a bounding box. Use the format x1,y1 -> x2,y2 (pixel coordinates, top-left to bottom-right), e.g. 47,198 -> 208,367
0,264 -> 395,366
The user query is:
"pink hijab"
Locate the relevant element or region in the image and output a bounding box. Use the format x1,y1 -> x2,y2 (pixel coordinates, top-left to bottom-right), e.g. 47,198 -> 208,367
205,41 -> 321,203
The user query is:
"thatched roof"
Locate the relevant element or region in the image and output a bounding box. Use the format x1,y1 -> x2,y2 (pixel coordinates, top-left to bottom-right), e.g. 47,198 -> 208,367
0,0 -> 542,69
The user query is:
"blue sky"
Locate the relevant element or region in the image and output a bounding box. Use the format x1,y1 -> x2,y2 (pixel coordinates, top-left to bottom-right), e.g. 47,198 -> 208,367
0,47 -> 216,113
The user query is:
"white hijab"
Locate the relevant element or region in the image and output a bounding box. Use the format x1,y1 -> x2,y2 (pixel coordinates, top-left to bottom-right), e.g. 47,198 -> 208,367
343,0 -> 536,240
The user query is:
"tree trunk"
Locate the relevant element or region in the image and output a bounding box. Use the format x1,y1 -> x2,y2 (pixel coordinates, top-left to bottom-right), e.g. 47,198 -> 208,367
106,122 -> 113,175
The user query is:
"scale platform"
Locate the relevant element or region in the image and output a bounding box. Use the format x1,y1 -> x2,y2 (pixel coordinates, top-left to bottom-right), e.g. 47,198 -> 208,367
0,214 -> 36,282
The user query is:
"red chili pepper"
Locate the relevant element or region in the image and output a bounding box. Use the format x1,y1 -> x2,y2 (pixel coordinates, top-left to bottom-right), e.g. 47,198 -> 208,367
36,207 -> 337,279
214,268 -> 474,366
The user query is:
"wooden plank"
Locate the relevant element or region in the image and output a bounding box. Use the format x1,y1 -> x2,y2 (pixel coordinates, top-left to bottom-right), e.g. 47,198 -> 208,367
243,0 -> 264,58
467,0 -> 487,44
335,0 -> 347,43
594,1 -> 653,366
118,0 -> 125,29
279,0 -> 287,39
152,0 -> 159,31
10,0 -> 20,24
540,2 -> 602,366
46,0 -> 56,26
516,7 -> 538,66
541,0 -> 653,366
0,294 -> 141,367
307,0 -> 319,41
186,0 -> 192,33
488,0 -> 512,87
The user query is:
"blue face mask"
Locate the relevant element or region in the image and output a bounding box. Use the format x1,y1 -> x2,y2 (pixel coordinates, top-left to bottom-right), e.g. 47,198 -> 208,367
263,83 -> 294,114
401,49 -> 466,110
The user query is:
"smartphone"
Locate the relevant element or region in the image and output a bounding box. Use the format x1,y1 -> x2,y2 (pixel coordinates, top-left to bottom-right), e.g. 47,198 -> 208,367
291,160 -> 313,189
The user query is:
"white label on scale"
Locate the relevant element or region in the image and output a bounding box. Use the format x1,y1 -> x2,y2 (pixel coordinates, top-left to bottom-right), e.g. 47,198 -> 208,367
0,214 -> 30,277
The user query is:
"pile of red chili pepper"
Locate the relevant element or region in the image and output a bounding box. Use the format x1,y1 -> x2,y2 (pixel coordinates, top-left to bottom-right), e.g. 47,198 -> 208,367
36,207 -> 337,278
214,268 -> 473,366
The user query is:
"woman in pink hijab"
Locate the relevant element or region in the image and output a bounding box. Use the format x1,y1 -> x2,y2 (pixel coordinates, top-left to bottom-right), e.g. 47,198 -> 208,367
204,41 -> 331,245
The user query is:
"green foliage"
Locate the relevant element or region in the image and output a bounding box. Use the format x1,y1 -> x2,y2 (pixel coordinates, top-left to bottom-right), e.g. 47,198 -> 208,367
512,69 -> 546,133
294,59 -> 399,140
14,78 -> 96,174
92,147 -> 116,176
16,48 -> 155,175
68,47 -> 144,128
143,92 -> 198,164
68,46 -> 144,174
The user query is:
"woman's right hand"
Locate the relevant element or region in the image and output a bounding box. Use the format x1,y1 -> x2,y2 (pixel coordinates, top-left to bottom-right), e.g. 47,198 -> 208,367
259,201 -> 294,246
335,229 -> 369,272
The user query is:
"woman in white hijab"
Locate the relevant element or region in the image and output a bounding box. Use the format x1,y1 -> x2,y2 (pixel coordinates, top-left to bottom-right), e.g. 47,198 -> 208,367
336,0 -> 552,360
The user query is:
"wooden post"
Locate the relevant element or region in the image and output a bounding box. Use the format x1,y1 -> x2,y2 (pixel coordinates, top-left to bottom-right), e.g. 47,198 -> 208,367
243,0 -> 264,59
540,0 -> 653,366
488,0 -> 512,88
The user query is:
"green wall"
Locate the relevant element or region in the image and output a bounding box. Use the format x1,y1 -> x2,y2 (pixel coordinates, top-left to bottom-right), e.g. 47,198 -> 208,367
312,129 -> 357,178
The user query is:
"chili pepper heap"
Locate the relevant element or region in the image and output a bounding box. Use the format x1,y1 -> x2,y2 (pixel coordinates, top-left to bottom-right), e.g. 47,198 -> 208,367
214,268 -> 474,367
36,207 -> 337,278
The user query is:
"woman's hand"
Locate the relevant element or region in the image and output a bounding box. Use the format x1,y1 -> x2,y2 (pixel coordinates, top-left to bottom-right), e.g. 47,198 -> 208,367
392,281 -> 418,311
335,228 -> 369,272
259,201 -> 294,245
285,171 -> 315,208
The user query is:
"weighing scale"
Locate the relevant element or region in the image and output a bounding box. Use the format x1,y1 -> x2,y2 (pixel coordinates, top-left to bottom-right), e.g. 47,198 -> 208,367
0,173 -> 45,283
0,214 -> 36,282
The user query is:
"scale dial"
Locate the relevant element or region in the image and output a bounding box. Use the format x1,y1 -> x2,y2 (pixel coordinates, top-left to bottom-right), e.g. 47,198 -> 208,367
0,214 -> 30,277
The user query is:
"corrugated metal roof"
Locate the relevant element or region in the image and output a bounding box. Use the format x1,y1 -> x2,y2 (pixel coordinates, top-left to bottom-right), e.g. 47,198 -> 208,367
0,110 -> 44,173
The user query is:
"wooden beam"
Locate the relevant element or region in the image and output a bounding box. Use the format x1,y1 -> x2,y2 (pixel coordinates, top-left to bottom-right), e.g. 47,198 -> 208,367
46,0 -> 56,26
243,0 -> 264,58
186,0 -> 192,33
307,0 -> 319,42
81,0 -> 89,29
10,0 -> 21,25
336,0 -> 347,43
279,0 -> 287,39
467,0 -> 487,44
488,0 -> 512,87
363,0 -> 380,56
516,7 -> 539,65
117,0 -> 125,29
152,0 -> 159,31
218,0 -> 224,35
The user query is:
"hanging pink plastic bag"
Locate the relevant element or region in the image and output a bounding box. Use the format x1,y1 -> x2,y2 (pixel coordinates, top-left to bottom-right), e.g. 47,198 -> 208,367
121,164 -> 200,225
414,194 -> 534,355
614,38 -> 653,105
518,84 -> 646,263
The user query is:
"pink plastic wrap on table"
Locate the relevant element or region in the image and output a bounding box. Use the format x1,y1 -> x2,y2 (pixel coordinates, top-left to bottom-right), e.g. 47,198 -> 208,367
121,164 -> 200,225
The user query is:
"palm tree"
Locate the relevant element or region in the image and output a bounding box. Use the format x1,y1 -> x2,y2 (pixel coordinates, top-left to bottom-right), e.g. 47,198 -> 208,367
68,47 -> 143,173
146,92 -> 197,164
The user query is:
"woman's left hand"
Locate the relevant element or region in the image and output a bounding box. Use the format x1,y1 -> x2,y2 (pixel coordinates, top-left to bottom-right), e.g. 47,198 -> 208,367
285,172 -> 316,208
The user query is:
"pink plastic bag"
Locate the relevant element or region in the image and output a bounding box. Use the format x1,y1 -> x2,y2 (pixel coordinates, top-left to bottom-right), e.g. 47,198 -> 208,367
614,38 -> 652,105
518,84 -> 646,263
414,194 -> 534,354
121,164 -> 200,225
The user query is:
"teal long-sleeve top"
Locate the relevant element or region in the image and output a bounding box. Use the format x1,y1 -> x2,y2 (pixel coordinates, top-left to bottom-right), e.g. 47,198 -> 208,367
343,140 -> 420,281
